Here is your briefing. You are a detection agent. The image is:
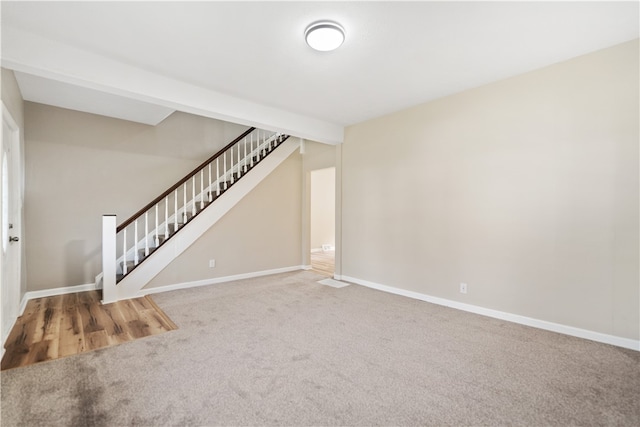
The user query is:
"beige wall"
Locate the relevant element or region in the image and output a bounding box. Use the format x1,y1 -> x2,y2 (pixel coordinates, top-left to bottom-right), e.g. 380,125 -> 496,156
24,103 -> 251,291
146,153 -> 302,288
1,68 -> 27,298
310,167 -> 335,250
342,40 -> 639,340
2,70 -> 24,131
302,140 -> 336,172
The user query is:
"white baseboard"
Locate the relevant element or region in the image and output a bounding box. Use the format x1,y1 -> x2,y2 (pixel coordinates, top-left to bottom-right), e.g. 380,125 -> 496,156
19,282 -> 98,316
140,265 -> 307,296
302,264 -> 313,270
341,275 -> 640,352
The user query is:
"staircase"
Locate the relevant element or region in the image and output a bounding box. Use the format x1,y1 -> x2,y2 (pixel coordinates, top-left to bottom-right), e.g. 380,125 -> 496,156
99,127 -> 298,303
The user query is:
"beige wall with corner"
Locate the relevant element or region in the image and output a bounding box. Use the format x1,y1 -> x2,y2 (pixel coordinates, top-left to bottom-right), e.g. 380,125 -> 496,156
22,102 -> 304,291
341,40 -> 639,341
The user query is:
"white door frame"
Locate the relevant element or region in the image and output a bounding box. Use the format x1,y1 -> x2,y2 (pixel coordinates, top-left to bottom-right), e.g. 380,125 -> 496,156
301,142 -> 342,279
1,102 -> 23,353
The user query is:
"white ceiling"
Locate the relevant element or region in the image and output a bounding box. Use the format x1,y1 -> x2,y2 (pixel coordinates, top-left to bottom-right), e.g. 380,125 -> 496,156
2,1 -> 638,143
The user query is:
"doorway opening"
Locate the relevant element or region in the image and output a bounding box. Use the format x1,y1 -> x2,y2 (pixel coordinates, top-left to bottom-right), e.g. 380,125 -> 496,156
310,167 -> 335,276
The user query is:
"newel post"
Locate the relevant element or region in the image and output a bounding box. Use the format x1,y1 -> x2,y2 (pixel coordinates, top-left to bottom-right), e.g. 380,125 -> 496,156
102,214 -> 117,303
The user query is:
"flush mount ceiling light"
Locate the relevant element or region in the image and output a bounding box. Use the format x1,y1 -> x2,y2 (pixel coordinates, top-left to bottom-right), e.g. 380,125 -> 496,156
305,21 -> 345,52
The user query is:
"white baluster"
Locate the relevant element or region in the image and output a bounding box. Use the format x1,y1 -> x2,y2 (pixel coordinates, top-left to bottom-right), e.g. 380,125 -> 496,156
164,196 -> 169,239
250,133 -> 254,167
183,183 -> 187,222
200,170 -> 204,209
192,176 -> 196,216
134,220 -> 139,264
223,151 -> 228,189
244,138 -> 247,172
216,158 -> 221,196
123,228 -> 128,275
256,130 -> 260,163
144,211 -> 149,256
155,205 -> 159,246
260,130 -> 264,157
237,143 -> 241,178
174,189 -> 178,231
208,163 -> 212,202
230,147 -> 234,184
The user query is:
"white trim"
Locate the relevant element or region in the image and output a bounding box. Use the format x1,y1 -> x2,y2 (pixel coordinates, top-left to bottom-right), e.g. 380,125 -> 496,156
1,102 -> 23,352
20,283 -> 99,313
18,293 -> 28,316
341,275 -> 640,351
140,265 -> 306,296
302,265 -> 313,270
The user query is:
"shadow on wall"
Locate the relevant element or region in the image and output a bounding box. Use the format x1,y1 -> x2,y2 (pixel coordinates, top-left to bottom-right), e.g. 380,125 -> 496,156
65,240 -> 100,287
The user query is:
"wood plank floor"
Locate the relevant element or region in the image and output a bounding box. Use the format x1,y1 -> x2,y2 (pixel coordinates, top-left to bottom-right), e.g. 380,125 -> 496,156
311,250 -> 335,276
1,291 -> 177,370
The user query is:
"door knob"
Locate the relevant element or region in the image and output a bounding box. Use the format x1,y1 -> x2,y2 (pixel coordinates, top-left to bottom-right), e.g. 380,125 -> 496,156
9,236 -> 19,242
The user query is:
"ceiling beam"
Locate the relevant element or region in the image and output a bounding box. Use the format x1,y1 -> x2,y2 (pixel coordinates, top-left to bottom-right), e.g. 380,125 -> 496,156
1,26 -> 344,145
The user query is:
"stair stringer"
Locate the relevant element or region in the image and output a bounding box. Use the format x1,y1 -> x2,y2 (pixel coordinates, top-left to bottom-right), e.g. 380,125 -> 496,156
103,137 -> 300,302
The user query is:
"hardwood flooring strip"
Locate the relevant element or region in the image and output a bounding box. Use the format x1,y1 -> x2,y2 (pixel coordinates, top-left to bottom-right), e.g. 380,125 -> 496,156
101,303 -> 133,342
130,296 -> 154,312
144,296 -> 178,330
311,250 -> 335,277
85,330 -> 110,349
117,299 -> 142,323
62,292 -> 79,309
28,340 -> 59,365
2,291 -> 177,371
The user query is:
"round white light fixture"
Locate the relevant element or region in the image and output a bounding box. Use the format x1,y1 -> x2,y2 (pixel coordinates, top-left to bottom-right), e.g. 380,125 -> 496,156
305,21 -> 345,52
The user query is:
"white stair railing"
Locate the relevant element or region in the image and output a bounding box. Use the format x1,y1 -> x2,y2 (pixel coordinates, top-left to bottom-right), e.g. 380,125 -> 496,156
106,128 -> 287,279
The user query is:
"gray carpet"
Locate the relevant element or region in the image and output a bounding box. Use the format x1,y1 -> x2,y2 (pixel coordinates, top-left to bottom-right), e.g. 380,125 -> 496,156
1,270 -> 639,426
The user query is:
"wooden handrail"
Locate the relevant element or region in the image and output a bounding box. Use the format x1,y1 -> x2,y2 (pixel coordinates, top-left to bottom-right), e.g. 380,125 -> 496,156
117,127 -> 256,232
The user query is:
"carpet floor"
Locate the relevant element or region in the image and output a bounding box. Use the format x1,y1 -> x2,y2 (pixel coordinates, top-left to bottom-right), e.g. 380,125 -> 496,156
1,270 -> 638,426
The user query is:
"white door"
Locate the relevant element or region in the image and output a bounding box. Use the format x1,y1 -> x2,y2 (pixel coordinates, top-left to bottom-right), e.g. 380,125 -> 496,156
1,104 -> 22,347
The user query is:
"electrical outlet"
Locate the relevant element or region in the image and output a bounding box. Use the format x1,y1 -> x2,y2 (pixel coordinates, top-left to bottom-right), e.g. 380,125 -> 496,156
460,283 -> 468,294
209,259 -> 216,268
